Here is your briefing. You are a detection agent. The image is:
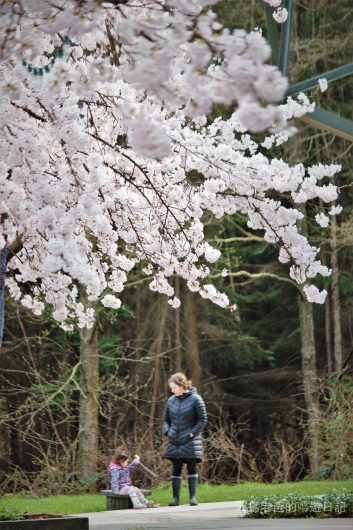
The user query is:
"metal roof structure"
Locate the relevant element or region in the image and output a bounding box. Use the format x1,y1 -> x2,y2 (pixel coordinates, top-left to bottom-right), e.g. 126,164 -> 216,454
264,0 -> 353,142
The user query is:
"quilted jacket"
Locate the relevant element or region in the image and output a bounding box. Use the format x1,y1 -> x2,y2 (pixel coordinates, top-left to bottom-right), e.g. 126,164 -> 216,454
107,461 -> 139,490
163,387 -> 207,461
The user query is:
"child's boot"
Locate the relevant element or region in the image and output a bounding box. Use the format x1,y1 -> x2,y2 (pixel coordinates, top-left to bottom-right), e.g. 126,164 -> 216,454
168,475 -> 181,506
188,474 -> 198,506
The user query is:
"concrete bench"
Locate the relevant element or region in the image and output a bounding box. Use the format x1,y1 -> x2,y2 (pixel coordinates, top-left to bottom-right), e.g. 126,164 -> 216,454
100,489 -> 152,510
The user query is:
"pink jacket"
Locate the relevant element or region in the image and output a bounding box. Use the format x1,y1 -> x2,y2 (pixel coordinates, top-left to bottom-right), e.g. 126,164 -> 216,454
107,461 -> 139,490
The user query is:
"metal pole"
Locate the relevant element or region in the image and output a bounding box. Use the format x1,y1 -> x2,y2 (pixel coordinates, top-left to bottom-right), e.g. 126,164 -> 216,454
278,0 -> 294,77
264,4 -> 280,66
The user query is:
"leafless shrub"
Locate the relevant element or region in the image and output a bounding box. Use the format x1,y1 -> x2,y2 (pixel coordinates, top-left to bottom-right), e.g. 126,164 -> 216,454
203,418 -> 257,483
256,434 -> 306,483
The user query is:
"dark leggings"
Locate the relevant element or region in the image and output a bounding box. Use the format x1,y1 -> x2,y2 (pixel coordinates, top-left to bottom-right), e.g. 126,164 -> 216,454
171,458 -> 198,477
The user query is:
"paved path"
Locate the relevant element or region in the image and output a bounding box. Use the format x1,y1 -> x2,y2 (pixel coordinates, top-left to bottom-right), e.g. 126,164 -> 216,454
76,501 -> 353,530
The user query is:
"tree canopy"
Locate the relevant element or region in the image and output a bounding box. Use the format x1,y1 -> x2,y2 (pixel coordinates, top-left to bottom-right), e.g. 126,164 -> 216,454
0,0 -> 341,330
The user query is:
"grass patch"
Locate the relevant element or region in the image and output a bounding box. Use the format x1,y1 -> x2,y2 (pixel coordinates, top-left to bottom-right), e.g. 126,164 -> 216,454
1,494 -> 105,516
2,479 -> 352,515
0,508 -> 22,521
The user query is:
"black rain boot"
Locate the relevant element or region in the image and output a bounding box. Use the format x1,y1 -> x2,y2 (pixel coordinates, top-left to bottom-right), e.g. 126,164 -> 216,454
168,476 -> 181,506
188,475 -> 198,506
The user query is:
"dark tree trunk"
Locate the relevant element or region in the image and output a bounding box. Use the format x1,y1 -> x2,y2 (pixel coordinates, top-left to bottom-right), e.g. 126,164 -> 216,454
148,299 -> 168,449
330,215 -> 343,371
324,294 -> 333,374
0,398 -> 10,481
298,296 -> 319,472
174,277 -> 182,372
78,320 -> 99,490
184,289 -> 201,388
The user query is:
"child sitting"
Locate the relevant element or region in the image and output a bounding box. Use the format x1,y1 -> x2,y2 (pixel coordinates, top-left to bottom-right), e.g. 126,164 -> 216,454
107,450 -> 159,509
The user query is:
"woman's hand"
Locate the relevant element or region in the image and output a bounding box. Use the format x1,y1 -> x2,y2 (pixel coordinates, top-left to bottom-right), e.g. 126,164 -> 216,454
189,433 -> 194,438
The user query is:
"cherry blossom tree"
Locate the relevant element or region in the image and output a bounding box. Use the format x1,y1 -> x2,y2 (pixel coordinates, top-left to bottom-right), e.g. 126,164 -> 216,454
0,0 -> 341,331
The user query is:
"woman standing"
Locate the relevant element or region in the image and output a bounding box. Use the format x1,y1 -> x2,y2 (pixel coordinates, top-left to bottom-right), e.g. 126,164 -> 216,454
163,372 -> 207,506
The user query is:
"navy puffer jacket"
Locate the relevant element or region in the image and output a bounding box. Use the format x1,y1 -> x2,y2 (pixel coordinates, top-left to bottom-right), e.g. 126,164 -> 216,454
163,387 -> 207,462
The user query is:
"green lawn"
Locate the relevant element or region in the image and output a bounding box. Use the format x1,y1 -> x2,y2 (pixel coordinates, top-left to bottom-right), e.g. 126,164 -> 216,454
2,480 -> 352,515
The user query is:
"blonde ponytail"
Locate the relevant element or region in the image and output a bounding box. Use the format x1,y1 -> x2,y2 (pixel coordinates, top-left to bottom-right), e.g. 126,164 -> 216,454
168,372 -> 192,390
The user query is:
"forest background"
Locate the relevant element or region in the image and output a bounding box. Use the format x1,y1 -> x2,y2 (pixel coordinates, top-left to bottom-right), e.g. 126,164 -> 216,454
0,0 -> 352,495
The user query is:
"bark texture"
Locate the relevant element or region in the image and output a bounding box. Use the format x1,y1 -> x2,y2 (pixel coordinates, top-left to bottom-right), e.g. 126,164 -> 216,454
0,398 -> 10,475
148,299 -> 168,449
184,289 -> 201,388
330,215 -> 343,371
299,296 -> 319,472
78,322 -> 99,489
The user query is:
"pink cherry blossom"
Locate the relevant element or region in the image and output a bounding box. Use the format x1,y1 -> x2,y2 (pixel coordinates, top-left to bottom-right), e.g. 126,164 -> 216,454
0,1 -> 341,329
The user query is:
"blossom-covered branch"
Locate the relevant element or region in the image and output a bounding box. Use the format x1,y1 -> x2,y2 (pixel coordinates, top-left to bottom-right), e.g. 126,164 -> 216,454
0,1 -> 341,329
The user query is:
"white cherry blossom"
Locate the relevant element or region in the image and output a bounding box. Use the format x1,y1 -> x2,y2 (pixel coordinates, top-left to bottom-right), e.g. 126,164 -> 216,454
303,285 -> 327,305
0,1 -> 341,329
318,78 -> 328,93
273,8 -> 288,24
329,205 -> 343,216
315,213 -> 330,228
